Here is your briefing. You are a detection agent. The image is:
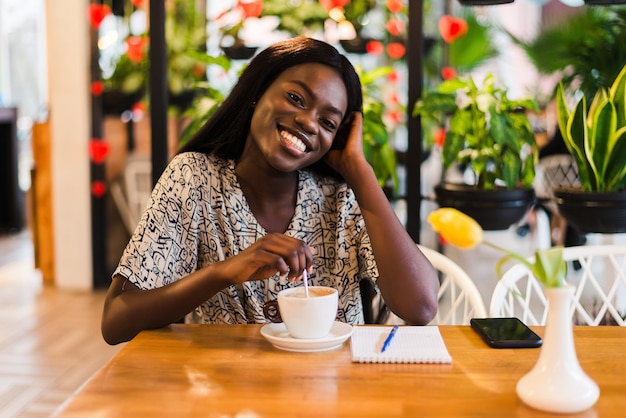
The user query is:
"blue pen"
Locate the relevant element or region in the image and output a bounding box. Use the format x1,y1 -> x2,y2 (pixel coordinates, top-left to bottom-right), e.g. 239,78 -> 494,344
380,325 -> 399,353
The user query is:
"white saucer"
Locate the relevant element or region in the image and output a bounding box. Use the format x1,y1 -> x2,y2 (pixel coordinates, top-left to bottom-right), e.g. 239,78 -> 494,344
261,321 -> 353,352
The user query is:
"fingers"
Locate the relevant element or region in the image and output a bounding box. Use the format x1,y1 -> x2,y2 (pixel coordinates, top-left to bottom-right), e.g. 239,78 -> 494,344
249,233 -> 314,282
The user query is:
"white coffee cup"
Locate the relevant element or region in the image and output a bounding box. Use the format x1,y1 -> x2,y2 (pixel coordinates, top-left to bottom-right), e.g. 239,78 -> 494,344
263,286 -> 338,339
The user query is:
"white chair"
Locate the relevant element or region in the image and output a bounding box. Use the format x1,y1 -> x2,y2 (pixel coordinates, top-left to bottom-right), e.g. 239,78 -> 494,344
369,245 -> 487,325
111,157 -> 152,234
490,245 -> 626,326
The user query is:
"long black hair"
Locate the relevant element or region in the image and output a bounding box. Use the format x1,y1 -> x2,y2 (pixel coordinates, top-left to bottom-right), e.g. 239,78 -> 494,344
178,37 -> 363,178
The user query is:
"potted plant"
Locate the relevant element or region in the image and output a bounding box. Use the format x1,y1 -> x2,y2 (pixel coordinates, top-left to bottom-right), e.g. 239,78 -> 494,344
102,0 -> 208,114
553,63 -> 626,234
413,73 -> 539,230
358,65 -> 399,196
507,7 -> 626,101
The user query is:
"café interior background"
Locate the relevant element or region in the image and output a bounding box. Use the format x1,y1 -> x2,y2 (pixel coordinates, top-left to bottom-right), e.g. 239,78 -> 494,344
0,0 -> 624,300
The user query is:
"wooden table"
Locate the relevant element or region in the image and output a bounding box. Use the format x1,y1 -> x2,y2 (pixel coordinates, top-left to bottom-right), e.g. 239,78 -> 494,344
55,325 -> 626,417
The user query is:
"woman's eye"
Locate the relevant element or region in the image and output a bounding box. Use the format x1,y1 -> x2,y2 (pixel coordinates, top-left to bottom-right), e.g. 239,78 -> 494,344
288,92 -> 304,106
322,118 -> 337,130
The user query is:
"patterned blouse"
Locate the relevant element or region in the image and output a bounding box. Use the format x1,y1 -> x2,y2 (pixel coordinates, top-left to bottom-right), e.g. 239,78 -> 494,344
113,152 -> 378,324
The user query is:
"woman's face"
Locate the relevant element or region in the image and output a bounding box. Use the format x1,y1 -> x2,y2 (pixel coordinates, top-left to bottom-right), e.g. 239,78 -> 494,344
247,63 -> 348,172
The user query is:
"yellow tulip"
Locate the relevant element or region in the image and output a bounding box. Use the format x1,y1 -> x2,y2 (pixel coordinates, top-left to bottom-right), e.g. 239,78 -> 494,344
427,208 -> 567,288
427,208 -> 483,249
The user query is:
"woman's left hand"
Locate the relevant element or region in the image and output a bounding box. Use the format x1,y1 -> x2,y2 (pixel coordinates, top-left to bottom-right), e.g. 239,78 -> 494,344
323,112 -> 369,180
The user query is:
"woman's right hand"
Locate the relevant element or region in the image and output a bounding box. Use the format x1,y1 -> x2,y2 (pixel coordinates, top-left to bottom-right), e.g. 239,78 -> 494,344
216,232 -> 314,284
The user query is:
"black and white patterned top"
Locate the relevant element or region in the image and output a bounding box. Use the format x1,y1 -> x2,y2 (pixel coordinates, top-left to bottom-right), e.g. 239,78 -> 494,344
113,152 -> 378,324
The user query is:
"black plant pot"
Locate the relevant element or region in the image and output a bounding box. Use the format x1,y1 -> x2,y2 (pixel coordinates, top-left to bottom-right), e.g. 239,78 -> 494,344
169,89 -> 199,112
457,0 -> 514,5
340,37 -> 371,54
584,1 -> 626,5
102,89 -> 144,116
221,45 -> 258,60
434,183 -> 536,231
554,188 -> 626,234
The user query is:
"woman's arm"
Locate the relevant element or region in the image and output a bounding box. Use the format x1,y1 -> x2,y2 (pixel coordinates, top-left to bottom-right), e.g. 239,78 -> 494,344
324,113 -> 439,324
101,232 -> 313,345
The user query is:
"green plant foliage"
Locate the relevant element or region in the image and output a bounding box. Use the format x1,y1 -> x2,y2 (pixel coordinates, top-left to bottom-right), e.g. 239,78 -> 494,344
260,0 -> 328,35
413,74 -> 538,190
448,11 -> 497,72
421,9 -> 497,151
358,65 -> 399,193
179,54 -> 234,146
102,0 -> 208,112
556,63 -> 626,192
507,7 -> 626,100
343,0 -> 377,34
103,51 -> 147,94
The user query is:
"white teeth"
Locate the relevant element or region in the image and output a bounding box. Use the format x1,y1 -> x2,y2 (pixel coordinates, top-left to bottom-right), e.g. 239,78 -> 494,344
280,130 -> 306,152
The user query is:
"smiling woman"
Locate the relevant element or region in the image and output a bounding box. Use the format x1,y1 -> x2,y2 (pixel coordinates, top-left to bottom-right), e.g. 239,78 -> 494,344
101,37 -> 440,345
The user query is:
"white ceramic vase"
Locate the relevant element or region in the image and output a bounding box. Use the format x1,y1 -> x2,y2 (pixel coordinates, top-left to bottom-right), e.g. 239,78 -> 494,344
516,286 -> 600,413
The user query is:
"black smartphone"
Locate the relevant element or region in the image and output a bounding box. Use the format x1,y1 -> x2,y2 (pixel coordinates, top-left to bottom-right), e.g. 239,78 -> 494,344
470,317 -> 542,349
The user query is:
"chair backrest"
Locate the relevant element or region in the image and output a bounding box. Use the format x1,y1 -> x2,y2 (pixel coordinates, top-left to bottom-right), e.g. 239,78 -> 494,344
125,158 -> 153,227
533,154 -> 580,201
360,245 -> 486,325
490,245 -> 626,325
110,158 -> 152,235
419,245 -> 487,325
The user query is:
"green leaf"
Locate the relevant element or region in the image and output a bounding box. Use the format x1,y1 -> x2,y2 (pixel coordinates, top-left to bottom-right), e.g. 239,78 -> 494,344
588,98 -> 616,190
360,66 -> 393,85
442,132 -> 465,169
610,63 -> 626,133
413,92 -> 458,118
501,150 -> 522,189
556,83 -> 572,149
567,96 -> 595,190
489,111 -> 507,147
534,247 -> 567,287
605,127 -> 626,190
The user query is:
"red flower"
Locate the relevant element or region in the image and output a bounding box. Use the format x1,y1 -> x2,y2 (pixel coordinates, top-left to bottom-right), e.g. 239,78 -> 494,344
87,4 -> 111,30
132,102 -> 146,120
438,15 -> 468,44
386,0 -> 404,14
126,36 -> 148,63
238,0 -> 263,19
387,92 -> 400,105
385,109 -> 403,124
91,181 -> 107,198
441,66 -> 457,80
365,40 -> 384,55
385,19 -> 404,37
434,127 -> 447,147
131,0 -> 146,7
387,70 -> 400,83
386,42 -> 405,60
319,0 -> 351,12
91,81 -> 105,96
89,139 -> 110,164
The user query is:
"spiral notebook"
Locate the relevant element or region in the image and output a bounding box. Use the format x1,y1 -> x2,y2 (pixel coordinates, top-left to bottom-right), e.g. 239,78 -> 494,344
350,326 -> 452,364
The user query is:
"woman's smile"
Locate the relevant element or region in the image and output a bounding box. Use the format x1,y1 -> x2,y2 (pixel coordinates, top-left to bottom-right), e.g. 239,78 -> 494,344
279,128 -> 308,154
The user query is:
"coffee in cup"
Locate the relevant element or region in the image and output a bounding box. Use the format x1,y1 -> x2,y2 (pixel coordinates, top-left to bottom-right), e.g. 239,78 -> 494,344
263,286 -> 338,339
